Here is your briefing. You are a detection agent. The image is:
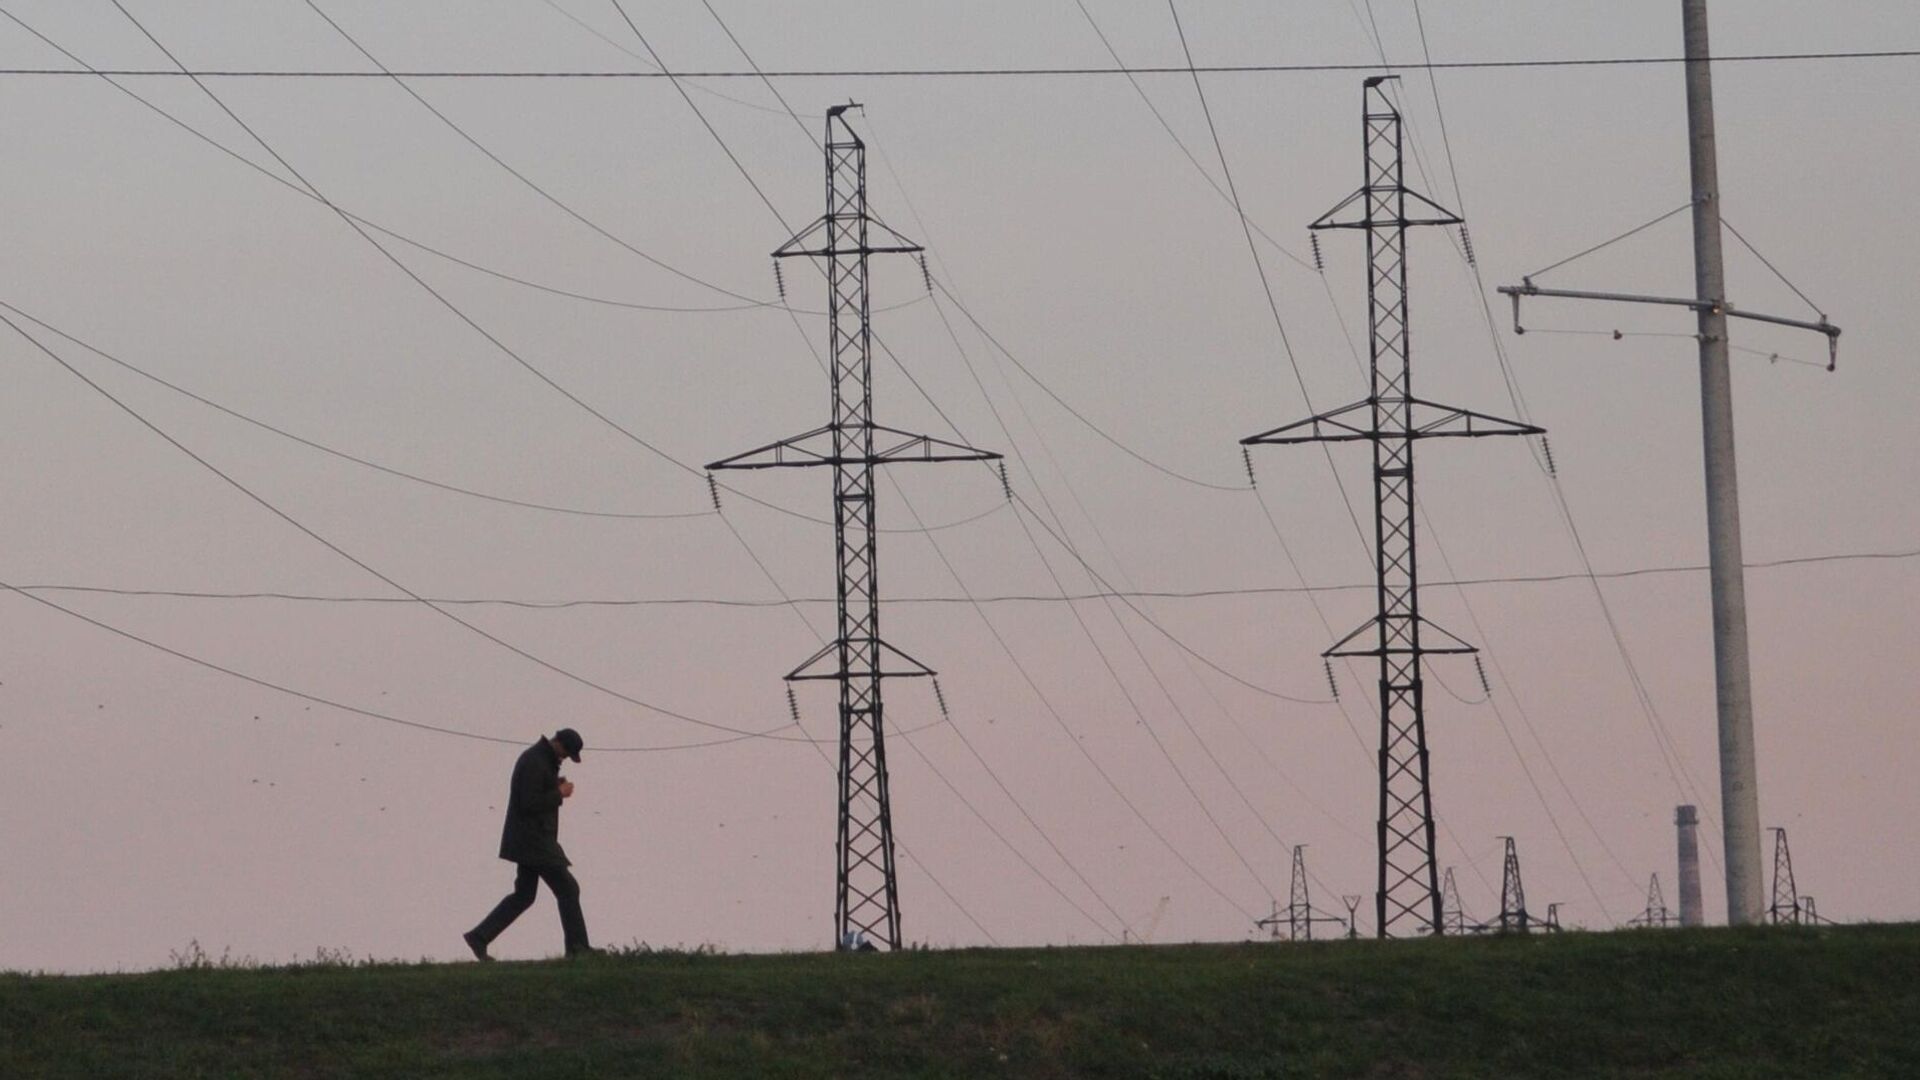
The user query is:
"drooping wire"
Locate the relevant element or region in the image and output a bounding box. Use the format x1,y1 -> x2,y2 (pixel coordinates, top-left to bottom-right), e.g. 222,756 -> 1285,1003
0,299 -> 716,521
1165,0 -> 1375,551
0,307 -> 818,746
0,578 -> 793,752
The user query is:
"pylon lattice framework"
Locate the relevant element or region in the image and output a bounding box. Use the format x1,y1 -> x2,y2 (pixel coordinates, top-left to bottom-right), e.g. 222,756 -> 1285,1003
1769,827 -> 1801,926
1257,845 -> 1348,941
709,105 -> 1000,951
1629,873 -> 1676,928
1243,77 -> 1541,937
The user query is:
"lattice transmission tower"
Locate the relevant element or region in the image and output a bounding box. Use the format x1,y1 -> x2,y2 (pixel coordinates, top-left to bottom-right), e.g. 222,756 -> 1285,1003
710,105 -> 1001,951
1439,866 -> 1475,935
1243,77 -> 1541,938
1629,873 -> 1677,928
1259,845 -> 1350,941
1492,836 -> 1563,934
1768,827 -> 1801,926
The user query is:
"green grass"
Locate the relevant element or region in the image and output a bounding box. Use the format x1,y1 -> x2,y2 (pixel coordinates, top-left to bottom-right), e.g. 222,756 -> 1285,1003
3,925 -> 1916,1078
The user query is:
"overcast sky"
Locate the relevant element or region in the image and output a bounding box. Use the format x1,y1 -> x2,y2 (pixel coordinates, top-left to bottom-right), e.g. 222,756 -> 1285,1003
2,1 -> 1916,971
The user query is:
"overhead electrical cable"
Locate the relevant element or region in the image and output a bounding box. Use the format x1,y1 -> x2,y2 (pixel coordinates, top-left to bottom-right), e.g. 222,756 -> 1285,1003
13,545 -> 1910,608
0,49 -> 1909,78
81,0 -> 976,547
0,297 -> 1000,533
0,306 -> 832,746
0,7 -> 786,315
1167,0 -> 1373,550
0,579 -> 795,751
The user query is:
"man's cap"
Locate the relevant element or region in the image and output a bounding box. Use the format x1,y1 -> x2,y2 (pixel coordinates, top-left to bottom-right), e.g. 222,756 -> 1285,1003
554,728 -> 584,763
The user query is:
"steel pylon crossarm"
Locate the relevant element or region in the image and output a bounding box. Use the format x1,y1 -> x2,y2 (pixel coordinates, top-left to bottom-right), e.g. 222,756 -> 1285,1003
1240,77 -> 1541,939
709,105 -> 999,952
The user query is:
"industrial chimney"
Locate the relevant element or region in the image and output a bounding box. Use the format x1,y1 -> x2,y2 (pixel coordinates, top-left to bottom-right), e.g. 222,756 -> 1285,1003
1676,805 -> 1705,927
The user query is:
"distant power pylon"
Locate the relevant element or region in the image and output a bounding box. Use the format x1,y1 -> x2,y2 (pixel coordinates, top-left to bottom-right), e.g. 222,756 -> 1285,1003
1494,837 -> 1558,934
1341,895 -> 1363,940
1439,866 -> 1477,935
1243,77 -> 1541,939
709,105 -> 1001,951
1258,846 -> 1350,942
1628,874 -> 1678,928
1767,827 -> 1831,926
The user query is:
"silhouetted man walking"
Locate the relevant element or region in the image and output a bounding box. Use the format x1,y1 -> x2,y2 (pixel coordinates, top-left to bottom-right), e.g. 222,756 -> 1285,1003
464,729 -> 598,959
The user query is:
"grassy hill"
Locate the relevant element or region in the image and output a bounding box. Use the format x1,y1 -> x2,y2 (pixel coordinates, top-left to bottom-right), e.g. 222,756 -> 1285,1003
2,924 -> 1915,1078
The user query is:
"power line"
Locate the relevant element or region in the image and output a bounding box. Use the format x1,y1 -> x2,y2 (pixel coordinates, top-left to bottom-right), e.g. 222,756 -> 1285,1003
0,6 -> 783,315
0,307 -> 828,746
0,49 -> 1911,78
16,544 -> 1908,608
0,294 -> 1006,533
0,578 -> 797,753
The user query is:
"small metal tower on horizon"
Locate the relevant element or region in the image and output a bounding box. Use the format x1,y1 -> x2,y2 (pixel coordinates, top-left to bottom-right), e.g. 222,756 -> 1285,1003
1257,845 -> 1348,941
1492,836 -> 1562,934
1768,827 -> 1801,926
1496,837 -> 1531,934
1439,866 -> 1473,935
710,105 -> 1001,951
1244,77 -> 1541,938
1629,873 -> 1677,928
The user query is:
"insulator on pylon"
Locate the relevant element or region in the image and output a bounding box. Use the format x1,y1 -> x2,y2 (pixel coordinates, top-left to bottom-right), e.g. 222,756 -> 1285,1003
1324,659 -> 1340,701
998,462 -> 1013,502
773,260 -> 786,301
1309,232 -> 1325,273
786,685 -> 801,725
932,677 -> 950,719
707,472 -> 723,511
1540,435 -> 1557,477
918,253 -> 933,295
1459,225 -> 1477,267
1242,447 -> 1258,489
1474,655 -> 1491,697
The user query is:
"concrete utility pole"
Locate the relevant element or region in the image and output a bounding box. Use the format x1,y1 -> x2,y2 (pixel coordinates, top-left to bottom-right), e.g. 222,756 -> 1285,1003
1501,0 -> 1841,928
1682,0 -> 1763,928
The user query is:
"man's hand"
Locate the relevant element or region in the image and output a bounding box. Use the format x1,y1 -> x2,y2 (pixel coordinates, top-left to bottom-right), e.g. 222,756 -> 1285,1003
559,779 -> 576,800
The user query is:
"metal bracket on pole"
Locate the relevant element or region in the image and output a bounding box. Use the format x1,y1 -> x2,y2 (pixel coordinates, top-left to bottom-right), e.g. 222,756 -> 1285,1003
1498,280 -> 1841,370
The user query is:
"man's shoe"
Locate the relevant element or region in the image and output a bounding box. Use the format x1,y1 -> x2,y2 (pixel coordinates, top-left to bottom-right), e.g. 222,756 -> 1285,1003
463,931 -> 493,963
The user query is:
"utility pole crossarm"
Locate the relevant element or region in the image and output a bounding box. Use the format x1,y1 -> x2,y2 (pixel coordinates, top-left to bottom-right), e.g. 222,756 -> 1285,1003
1496,281 -> 1841,368
1244,397 -> 1542,446
708,424 -> 1001,471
